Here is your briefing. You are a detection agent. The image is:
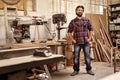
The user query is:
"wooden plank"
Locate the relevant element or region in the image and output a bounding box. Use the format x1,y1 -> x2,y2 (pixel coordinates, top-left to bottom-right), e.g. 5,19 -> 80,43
99,16 -> 113,47
85,9 -> 112,62
92,38 -> 100,61
0,41 -> 60,53
92,31 -> 103,61
23,0 -> 27,15
95,44 -> 102,61
93,48 -> 98,61
32,0 -> 36,11
100,28 -> 110,47
97,39 -> 111,62
100,29 -> 105,44
0,54 -> 64,75
97,42 -> 106,62
104,45 -> 111,57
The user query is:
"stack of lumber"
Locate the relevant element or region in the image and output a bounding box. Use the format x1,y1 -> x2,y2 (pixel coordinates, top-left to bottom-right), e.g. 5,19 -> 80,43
92,16 -> 113,62
86,9 -> 113,63
87,14 -> 113,63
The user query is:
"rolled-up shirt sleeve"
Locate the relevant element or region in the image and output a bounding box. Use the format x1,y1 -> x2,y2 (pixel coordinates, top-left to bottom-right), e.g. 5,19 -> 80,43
68,20 -> 74,33
87,19 -> 93,31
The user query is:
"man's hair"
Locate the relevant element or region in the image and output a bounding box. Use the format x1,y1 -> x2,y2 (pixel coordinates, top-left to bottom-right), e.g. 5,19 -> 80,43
75,5 -> 84,12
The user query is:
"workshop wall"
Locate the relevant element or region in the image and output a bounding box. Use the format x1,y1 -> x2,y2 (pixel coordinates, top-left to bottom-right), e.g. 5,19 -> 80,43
29,0 -> 95,42
29,0 -> 52,42
0,16 -> 6,44
0,0 -> 93,44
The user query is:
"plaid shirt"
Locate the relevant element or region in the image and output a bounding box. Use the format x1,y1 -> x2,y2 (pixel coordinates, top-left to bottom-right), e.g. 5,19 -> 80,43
68,17 -> 93,44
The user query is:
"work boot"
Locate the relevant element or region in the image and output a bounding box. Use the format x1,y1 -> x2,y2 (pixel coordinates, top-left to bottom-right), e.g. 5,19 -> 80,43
87,70 -> 94,75
70,71 -> 79,76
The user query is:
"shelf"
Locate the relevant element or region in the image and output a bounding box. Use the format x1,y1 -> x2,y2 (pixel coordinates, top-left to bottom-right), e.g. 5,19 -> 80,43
109,3 -> 120,47
109,16 -> 117,19
111,10 -> 120,13
7,8 -> 16,10
110,3 -> 120,7
110,30 -> 120,32
115,23 -> 120,25
5,6 -> 17,10
111,36 -> 117,38
109,23 -> 120,25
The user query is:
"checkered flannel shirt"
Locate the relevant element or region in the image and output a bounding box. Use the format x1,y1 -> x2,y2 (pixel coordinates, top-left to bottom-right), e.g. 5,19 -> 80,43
68,17 -> 93,44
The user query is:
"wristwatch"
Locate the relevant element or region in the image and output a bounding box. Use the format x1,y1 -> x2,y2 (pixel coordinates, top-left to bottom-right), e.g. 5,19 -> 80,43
2,0 -> 20,5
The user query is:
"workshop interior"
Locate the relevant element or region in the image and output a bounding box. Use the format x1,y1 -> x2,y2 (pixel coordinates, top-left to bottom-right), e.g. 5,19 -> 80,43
0,0 -> 120,80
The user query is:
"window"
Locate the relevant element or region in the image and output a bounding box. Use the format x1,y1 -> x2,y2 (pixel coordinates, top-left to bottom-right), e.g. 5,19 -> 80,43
51,0 -> 78,14
88,0 -> 107,14
27,0 -> 36,11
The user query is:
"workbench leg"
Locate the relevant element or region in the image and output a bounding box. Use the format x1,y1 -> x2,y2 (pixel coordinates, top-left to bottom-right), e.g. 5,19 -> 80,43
55,45 -> 58,71
114,53 -> 116,73
44,65 -> 52,80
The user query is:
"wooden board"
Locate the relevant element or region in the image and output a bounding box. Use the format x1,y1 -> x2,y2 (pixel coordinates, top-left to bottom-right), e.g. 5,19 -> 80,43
85,14 -> 101,31
0,41 -> 60,53
85,9 -> 113,62
85,9 -> 107,33
0,54 -> 64,75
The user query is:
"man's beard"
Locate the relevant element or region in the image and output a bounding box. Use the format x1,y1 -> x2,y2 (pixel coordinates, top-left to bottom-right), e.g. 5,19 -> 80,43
76,12 -> 83,17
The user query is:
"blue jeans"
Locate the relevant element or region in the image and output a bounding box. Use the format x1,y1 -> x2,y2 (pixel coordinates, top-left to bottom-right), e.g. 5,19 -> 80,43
73,43 -> 92,71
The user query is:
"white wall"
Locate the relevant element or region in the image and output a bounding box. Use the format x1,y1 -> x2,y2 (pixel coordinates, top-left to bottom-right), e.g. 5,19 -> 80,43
78,0 -> 91,14
0,16 -> 6,44
0,0 -> 92,44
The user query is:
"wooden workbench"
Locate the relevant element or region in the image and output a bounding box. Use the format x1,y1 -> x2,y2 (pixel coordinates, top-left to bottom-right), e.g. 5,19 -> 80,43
0,41 -> 60,59
0,41 -> 63,80
0,54 -> 64,75
0,41 -> 60,52
0,54 -> 64,80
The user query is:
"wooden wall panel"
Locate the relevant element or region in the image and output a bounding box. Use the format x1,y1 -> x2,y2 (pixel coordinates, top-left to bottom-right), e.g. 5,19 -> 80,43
16,0 -> 24,10
85,9 -> 107,30
100,9 -> 107,30
0,1 -> 4,8
85,14 -> 101,30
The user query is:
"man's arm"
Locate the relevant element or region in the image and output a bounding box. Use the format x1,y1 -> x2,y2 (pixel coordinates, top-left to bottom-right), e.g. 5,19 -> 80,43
87,19 -> 94,41
88,31 -> 93,41
67,20 -> 76,43
68,32 -> 76,43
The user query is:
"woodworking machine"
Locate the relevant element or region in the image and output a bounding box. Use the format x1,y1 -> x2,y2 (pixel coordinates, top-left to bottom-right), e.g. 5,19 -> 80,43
11,17 -> 47,43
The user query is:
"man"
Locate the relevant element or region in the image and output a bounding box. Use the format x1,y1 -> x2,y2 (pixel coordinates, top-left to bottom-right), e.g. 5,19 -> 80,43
68,5 -> 94,76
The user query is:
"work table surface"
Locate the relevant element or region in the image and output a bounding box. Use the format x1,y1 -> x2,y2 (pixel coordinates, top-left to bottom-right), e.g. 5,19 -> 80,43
0,54 -> 64,75
0,54 -> 63,67
0,41 -> 60,53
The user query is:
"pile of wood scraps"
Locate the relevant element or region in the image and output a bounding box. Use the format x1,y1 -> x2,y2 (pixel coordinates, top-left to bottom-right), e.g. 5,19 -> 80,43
91,16 -> 113,62
86,9 -> 114,62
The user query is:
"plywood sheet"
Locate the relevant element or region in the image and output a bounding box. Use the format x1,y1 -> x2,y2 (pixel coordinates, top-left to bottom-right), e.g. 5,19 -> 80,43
86,14 -> 101,30
85,9 -> 107,30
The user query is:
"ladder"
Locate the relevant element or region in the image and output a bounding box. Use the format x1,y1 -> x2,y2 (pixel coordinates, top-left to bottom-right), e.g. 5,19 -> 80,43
4,6 -> 18,43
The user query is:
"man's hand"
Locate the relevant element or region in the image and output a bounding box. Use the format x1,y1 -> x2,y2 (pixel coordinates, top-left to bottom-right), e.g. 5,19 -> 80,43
87,38 -> 91,42
88,31 -> 93,42
68,33 -> 76,43
72,39 -> 76,43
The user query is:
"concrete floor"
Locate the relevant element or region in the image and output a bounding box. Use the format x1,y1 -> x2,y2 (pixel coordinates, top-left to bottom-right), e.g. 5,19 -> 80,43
51,62 -> 114,80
